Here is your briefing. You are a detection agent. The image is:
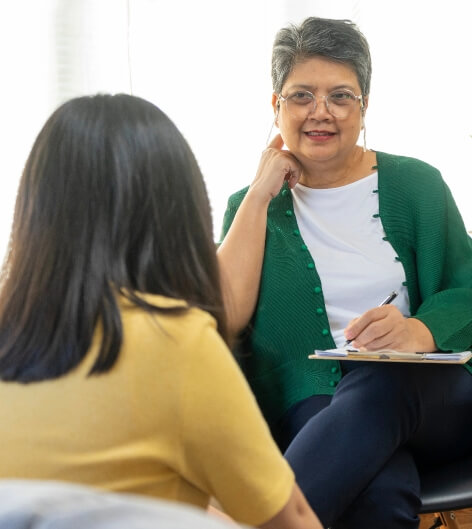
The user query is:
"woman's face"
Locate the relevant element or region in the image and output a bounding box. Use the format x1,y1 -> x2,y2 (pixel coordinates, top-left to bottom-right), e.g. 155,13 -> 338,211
273,56 -> 367,166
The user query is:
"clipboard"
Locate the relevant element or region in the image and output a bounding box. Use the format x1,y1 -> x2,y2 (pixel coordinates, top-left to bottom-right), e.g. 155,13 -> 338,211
309,348 -> 472,364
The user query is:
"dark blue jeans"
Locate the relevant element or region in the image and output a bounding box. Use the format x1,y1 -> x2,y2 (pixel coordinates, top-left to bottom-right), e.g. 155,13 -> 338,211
273,362 -> 472,529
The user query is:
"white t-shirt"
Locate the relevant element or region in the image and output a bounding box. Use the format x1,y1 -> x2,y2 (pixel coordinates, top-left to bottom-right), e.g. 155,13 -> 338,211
291,172 -> 410,347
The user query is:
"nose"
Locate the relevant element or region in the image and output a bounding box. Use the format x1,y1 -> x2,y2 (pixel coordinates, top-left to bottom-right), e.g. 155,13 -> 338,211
307,95 -> 331,120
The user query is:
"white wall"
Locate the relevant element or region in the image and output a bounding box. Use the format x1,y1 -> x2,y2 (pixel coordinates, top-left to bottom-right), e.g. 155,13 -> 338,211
361,0 -> 472,226
0,1 -> 57,258
1,0 -> 471,260
129,0 -> 280,240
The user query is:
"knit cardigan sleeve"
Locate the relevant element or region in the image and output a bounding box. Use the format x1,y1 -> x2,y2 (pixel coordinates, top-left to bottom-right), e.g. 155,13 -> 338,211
413,180 -> 472,352
378,152 -> 472,352
219,186 -> 249,244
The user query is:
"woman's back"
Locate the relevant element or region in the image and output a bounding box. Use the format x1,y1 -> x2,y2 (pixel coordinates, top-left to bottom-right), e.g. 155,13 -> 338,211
0,94 -> 322,529
0,293 -> 294,524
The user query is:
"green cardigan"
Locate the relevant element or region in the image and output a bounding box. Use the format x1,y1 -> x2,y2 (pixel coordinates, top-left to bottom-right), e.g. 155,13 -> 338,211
220,151 -> 472,427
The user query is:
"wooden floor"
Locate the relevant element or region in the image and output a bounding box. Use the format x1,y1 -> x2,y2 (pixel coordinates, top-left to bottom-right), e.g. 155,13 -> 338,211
420,509 -> 472,528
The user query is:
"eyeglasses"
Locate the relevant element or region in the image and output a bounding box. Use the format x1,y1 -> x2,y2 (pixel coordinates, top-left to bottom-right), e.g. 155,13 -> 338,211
278,89 -> 364,120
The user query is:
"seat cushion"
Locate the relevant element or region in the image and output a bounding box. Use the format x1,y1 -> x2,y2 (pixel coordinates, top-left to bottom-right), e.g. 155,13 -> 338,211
420,457 -> 472,513
0,479 -> 249,529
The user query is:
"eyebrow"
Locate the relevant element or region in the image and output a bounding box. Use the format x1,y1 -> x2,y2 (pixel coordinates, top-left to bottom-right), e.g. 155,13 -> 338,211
285,83 -> 358,92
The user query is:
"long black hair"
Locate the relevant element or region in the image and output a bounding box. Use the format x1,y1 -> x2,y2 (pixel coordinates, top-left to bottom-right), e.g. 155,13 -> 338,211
0,93 -> 227,382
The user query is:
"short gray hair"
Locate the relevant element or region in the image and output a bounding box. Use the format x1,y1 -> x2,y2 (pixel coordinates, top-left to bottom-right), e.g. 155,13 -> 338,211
271,17 -> 372,96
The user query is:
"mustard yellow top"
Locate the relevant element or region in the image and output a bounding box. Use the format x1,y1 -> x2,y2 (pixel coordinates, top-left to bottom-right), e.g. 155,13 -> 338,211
0,294 -> 294,526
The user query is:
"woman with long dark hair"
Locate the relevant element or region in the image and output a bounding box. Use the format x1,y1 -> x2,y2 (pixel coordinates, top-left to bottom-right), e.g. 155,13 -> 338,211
0,94 -> 321,529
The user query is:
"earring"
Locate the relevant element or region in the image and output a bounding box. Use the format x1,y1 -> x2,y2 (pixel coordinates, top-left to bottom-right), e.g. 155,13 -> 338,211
266,121 -> 276,146
265,108 -> 280,145
362,117 -> 367,153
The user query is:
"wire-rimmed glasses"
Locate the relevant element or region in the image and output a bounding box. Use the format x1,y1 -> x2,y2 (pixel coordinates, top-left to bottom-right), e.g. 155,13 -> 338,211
278,89 -> 364,120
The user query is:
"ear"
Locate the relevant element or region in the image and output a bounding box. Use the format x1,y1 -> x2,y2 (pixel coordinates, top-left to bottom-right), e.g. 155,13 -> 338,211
272,93 -> 279,117
361,94 -> 369,115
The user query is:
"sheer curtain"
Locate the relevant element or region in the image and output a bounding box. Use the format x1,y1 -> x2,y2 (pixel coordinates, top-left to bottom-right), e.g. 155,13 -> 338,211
1,0 -> 471,259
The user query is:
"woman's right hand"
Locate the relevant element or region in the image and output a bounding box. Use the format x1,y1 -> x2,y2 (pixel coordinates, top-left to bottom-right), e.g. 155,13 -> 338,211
217,134 -> 302,335
249,134 -> 302,204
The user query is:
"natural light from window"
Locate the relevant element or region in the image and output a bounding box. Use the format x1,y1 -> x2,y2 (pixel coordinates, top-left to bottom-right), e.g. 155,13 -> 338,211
1,0 -> 471,261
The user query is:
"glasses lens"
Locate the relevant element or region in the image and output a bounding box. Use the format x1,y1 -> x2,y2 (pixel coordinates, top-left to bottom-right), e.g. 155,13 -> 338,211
282,90 -> 361,119
326,90 -> 359,118
284,91 -> 315,120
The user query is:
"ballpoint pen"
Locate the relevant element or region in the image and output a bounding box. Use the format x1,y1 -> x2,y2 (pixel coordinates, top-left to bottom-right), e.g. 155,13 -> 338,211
343,290 -> 398,347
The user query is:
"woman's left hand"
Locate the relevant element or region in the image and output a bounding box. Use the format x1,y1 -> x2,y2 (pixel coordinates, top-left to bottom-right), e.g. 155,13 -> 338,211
344,305 -> 437,352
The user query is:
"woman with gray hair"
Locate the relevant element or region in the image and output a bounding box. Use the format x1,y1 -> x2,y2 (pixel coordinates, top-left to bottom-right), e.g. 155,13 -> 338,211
218,16 -> 472,529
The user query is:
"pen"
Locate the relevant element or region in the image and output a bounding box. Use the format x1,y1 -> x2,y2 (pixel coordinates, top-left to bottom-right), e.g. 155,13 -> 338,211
343,290 -> 398,347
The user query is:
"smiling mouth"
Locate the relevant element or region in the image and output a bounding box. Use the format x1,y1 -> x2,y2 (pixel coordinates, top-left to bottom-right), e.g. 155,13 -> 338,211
305,131 -> 335,136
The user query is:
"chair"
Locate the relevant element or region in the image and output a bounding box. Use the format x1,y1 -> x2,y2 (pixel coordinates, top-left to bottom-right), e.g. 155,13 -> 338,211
419,456 -> 472,529
0,479 -> 249,529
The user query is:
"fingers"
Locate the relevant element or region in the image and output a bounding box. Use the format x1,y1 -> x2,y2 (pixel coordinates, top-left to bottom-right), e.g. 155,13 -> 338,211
251,135 -> 302,200
267,133 -> 284,150
286,168 -> 301,189
346,317 -> 359,329
345,305 -> 404,350
344,308 -> 380,342
264,133 -> 300,179
354,325 -> 395,350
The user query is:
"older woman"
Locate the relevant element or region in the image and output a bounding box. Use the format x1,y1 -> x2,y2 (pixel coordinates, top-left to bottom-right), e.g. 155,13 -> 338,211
218,16 -> 472,529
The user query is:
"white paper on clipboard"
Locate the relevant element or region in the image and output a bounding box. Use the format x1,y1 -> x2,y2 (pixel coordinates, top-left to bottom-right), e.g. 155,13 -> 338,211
309,348 -> 472,364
